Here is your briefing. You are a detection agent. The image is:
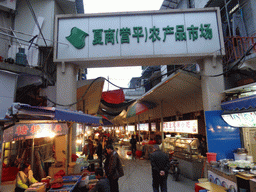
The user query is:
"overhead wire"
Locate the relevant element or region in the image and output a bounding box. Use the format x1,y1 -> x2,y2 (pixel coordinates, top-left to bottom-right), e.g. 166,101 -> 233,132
200,42 -> 256,77
46,39 -> 255,107
25,0 -> 47,47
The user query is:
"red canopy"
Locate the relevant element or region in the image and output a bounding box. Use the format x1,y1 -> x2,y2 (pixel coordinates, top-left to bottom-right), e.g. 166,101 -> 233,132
101,89 -> 125,104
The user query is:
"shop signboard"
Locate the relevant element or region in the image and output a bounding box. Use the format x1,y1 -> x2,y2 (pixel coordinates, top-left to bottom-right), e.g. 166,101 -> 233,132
222,112 -> 256,127
151,123 -> 156,131
54,8 -> 224,68
138,123 -> 149,131
127,125 -> 135,131
163,120 -> 198,133
3,123 -> 69,142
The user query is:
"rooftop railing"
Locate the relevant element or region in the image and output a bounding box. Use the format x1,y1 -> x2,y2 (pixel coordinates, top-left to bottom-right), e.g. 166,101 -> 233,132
223,35 -> 256,71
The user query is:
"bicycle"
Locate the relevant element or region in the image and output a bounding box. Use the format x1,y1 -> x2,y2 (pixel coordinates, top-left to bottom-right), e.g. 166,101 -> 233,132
169,151 -> 180,181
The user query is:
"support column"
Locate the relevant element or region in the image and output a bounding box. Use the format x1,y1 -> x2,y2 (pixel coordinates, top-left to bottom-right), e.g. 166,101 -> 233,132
199,57 -> 225,111
56,62 -> 77,110
56,62 -> 78,171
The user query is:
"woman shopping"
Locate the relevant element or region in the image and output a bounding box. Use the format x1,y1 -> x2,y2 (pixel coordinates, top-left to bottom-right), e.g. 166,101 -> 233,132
15,163 -> 38,192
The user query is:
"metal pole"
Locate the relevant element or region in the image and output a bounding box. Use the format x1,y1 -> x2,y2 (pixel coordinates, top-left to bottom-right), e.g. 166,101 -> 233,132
31,138 -> 35,170
0,126 -> 4,186
160,100 -> 164,151
65,133 -> 69,175
138,115 -> 140,144
224,0 -> 232,37
148,115 -> 151,141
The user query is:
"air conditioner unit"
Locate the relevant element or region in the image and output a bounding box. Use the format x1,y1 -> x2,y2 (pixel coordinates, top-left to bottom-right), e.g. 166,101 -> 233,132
0,0 -> 16,11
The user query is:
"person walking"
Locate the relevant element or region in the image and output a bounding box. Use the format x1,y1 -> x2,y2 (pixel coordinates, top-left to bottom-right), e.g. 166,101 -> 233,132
149,145 -> 170,192
89,167 -> 111,192
105,145 -> 124,192
130,135 -> 137,160
198,135 -> 207,156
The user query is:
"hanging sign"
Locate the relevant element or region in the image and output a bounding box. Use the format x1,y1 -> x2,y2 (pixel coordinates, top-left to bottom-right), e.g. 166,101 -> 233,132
54,8 -> 224,67
163,120 -> 198,133
127,125 -> 135,131
222,112 -> 256,127
138,123 -> 149,131
3,123 -> 69,142
151,123 -> 156,131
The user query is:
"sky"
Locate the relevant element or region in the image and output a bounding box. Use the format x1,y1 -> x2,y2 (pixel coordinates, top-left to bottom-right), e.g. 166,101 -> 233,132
84,0 -> 163,91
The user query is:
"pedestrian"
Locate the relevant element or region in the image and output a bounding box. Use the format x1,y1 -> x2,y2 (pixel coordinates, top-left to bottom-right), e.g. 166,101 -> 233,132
198,135 -> 207,156
96,139 -> 103,167
149,144 -> 170,192
81,136 -> 95,160
15,163 -> 38,192
130,135 -> 137,160
89,167 -> 111,192
105,145 -> 124,192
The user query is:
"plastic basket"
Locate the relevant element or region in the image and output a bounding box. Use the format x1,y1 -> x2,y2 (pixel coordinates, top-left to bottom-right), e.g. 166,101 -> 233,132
206,152 -> 217,163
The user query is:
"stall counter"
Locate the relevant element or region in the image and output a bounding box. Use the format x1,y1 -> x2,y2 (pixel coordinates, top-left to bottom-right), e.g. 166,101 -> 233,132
174,155 -> 205,181
48,167 -> 74,178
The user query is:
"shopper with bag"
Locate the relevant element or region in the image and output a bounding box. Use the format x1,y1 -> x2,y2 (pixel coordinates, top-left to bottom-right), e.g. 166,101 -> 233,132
149,145 -> 170,192
105,145 -> 124,192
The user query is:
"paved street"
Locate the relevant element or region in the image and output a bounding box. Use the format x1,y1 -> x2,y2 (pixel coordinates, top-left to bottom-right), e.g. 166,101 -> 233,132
0,146 -> 197,192
117,146 -> 197,192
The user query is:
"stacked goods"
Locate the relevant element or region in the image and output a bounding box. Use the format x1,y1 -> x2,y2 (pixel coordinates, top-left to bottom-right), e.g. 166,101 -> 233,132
50,176 -> 63,189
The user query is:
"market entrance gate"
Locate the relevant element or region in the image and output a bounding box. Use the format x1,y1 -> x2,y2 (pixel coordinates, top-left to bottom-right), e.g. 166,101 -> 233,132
54,8 -> 225,115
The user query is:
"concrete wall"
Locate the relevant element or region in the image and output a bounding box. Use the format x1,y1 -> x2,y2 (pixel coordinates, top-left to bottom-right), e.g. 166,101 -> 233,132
15,0 -> 55,47
0,70 -> 18,119
242,0 -> 256,36
194,0 -> 209,8
0,11 -> 14,59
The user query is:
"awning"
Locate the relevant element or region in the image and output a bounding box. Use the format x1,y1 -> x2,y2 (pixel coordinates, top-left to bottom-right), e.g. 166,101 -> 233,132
101,89 -> 125,104
5,103 -> 101,125
125,69 -> 203,123
77,77 -> 105,115
221,95 -> 256,111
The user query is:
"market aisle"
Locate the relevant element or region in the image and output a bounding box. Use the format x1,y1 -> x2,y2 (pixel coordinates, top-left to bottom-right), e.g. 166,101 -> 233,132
117,145 -> 197,192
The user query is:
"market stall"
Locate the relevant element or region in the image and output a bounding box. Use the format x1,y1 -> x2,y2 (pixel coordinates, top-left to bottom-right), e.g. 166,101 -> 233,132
1,103 -> 101,190
162,119 -> 205,181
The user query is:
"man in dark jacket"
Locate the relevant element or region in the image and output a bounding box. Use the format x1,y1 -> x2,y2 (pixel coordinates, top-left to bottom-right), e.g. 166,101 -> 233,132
130,135 -> 137,160
105,145 -> 124,192
149,145 -> 170,192
96,139 -> 103,167
89,167 -> 111,192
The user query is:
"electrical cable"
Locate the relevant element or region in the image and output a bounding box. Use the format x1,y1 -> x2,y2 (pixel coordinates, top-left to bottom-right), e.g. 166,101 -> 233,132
46,43 -> 252,107
201,42 -> 256,77
0,26 -> 69,46
46,77 -> 103,107
25,0 -> 48,47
